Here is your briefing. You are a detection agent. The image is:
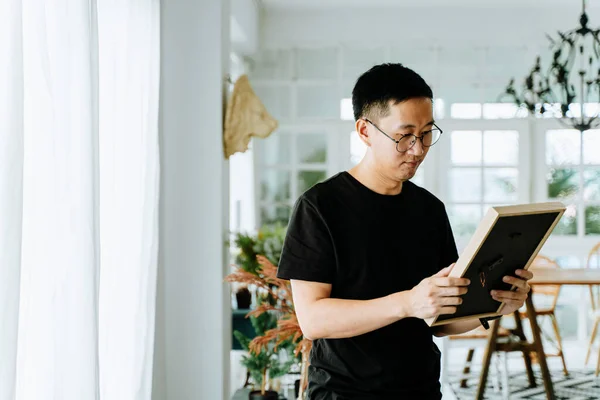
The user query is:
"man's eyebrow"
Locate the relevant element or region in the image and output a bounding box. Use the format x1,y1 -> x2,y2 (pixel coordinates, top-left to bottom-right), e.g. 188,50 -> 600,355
392,120 -> 435,131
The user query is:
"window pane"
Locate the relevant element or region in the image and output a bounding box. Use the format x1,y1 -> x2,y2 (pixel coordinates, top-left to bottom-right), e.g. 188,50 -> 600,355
259,133 -> 290,165
297,85 -> 339,119
451,131 -> 482,165
450,103 -> 482,119
483,131 -> 519,165
411,168 -> 425,187
250,50 -> 292,79
434,98 -> 446,119
450,169 -> 482,202
297,170 -> 326,195
260,205 -> 291,226
340,98 -> 353,121
260,170 -> 290,202
586,206 -> 600,235
584,168 -> 600,201
584,130 -> 600,164
253,85 -> 291,120
296,133 -> 327,164
484,168 -> 518,202
546,130 -> 581,165
350,131 -> 367,165
553,204 -> 577,236
448,205 -> 481,237
482,103 -> 520,119
547,168 -> 579,199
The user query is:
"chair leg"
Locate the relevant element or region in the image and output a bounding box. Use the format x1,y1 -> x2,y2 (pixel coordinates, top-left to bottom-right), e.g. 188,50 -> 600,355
460,348 -> 475,388
585,318 -> 599,366
513,310 -> 536,387
596,347 -> 600,377
549,312 -> 568,375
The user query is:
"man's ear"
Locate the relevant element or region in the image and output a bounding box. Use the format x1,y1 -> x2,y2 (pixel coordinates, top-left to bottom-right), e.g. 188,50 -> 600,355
355,119 -> 371,147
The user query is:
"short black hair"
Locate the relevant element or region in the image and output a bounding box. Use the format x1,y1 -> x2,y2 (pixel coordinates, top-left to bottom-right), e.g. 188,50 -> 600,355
352,63 -> 433,121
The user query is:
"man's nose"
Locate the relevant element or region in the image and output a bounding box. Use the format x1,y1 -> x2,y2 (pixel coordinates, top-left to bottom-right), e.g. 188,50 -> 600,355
408,137 -> 425,156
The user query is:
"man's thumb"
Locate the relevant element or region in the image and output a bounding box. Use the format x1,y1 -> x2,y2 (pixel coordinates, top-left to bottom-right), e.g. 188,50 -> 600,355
434,263 -> 455,277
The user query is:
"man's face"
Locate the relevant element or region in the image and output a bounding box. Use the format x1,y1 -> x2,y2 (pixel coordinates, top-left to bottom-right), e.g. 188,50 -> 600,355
365,97 -> 434,182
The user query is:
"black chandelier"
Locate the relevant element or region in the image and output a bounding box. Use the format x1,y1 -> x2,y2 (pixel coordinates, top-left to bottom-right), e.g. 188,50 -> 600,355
502,0 -> 600,131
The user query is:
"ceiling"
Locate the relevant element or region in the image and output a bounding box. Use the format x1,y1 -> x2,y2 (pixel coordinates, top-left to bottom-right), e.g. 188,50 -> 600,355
260,0 -> 593,10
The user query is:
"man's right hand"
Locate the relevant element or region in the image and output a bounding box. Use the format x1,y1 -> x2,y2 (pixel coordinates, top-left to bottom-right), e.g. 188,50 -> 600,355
406,264 -> 470,320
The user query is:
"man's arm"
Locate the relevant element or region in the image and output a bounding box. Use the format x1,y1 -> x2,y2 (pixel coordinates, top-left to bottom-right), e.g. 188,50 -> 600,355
291,264 -> 469,340
290,280 -> 411,339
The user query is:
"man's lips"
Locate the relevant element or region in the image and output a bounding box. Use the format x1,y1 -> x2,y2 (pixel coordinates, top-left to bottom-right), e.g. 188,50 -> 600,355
405,161 -> 421,167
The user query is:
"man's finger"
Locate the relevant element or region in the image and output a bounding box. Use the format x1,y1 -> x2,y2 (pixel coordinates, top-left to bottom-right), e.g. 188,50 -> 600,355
438,296 -> 463,306
437,286 -> 468,297
434,277 -> 470,287
515,269 -> 534,280
433,264 -> 455,277
437,306 -> 458,315
502,276 -> 529,292
492,290 -> 526,301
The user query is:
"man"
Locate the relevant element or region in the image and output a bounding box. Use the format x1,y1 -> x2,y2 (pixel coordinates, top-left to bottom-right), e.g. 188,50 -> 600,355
276,63 -> 532,399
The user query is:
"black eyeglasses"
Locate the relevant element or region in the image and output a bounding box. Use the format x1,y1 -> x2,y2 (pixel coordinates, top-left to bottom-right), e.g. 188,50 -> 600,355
365,119 -> 443,153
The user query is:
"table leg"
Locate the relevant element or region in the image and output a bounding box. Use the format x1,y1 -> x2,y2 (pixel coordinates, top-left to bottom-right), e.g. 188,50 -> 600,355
513,310 -> 536,387
476,319 -> 500,400
525,295 -> 556,400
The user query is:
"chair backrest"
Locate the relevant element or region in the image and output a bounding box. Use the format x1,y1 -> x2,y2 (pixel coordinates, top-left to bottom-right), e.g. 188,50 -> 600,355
529,255 -> 561,310
586,242 -> 600,311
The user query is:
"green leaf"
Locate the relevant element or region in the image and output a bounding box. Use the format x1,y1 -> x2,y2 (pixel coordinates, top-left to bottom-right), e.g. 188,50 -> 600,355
233,330 -> 251,351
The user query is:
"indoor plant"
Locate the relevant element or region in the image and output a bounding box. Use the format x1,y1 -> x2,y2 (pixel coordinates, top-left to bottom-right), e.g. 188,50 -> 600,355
226,255 -> 312,400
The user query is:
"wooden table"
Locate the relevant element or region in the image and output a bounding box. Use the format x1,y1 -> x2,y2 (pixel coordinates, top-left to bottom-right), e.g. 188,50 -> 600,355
477,268 -> 600,400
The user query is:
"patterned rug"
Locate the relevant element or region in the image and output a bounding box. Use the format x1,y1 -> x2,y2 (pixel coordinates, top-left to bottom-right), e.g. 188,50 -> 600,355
446,369 -> 600,399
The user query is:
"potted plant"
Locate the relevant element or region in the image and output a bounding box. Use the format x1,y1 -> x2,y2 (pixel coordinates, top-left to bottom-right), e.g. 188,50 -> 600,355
234,311 -> 295,400
231,225 -> 286,276
235,284 -> 252,309
226,255 -> 312,400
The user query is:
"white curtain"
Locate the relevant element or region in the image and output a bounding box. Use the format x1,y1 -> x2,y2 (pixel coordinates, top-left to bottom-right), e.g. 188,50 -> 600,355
0,0 -> 160,399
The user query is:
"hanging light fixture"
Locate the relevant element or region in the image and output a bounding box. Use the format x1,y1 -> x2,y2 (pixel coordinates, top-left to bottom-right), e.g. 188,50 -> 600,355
502,0 -> 600,131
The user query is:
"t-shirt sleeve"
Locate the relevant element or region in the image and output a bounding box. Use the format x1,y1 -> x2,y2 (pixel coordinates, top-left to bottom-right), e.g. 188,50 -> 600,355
276,196 -> 336,284
440,205 -> 459,270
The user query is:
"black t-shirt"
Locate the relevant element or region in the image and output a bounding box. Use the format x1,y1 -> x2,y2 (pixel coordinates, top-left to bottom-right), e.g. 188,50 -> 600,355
276,171 -> 459,400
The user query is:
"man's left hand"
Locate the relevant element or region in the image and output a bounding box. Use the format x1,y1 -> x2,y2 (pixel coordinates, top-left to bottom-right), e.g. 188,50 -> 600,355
491,269 -> 533,315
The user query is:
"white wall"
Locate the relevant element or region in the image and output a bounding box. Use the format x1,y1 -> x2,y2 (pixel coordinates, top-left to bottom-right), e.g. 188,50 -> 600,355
261,6 -> 599,47
154,0 -> 231,399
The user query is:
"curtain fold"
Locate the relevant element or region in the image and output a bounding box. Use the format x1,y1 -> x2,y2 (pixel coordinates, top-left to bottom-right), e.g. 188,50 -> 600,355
0,0 -> 160,399
0,1 -> 24,399
97,0 -> 160,398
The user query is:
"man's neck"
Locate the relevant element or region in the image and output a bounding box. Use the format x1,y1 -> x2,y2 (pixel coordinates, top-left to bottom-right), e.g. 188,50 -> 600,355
348,161 -> 403,196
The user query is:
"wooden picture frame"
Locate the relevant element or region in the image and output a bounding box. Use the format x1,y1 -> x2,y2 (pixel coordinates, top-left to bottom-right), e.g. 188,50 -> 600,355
426,202 -> 566,327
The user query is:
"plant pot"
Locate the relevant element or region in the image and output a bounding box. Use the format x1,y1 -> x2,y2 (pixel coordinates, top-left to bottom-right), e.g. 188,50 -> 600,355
236,287 -> 252,309
248,390 -> 279,400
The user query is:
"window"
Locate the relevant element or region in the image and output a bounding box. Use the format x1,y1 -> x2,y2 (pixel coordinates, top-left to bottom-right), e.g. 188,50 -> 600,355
256,130 -> 329,226
545,129 -> 600,236
446,130 -> 520,245
450,102 -> 526,119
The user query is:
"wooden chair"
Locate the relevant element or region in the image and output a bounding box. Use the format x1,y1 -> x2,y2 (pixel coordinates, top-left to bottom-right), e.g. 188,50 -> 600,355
584,242 -> 600,376
443,318 -> 540,400
518,255 -> 568,375
446,324 -> 512,398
